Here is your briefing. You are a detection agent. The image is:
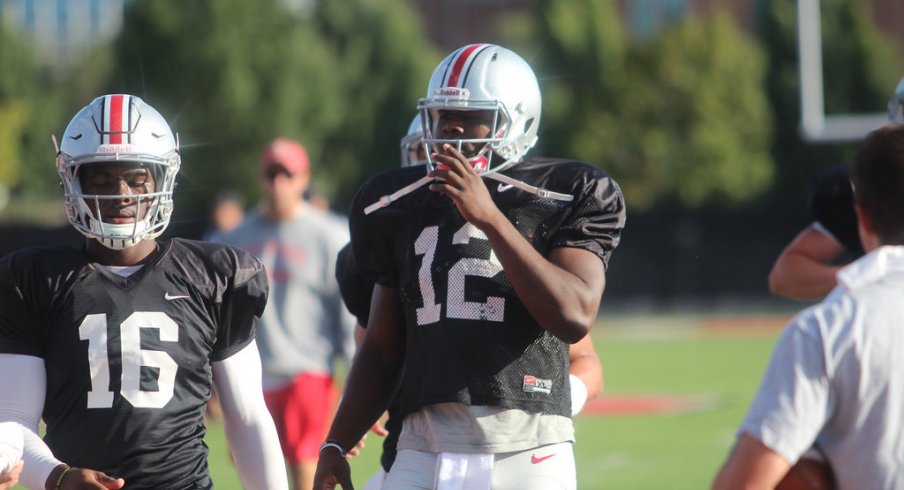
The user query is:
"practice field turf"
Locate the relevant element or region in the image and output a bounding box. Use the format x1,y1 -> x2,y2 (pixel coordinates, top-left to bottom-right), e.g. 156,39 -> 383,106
201,313 -> 789,490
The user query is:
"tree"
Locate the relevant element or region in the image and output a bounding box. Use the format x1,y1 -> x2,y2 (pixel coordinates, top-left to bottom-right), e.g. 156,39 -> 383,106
307,0 -> 438,205
104,0 -> 335,215
519,2 -> 772,210
99,0 -> 436,218
523,0 -> 627,155
619,12 -> 772,208
0,28 -> 63,203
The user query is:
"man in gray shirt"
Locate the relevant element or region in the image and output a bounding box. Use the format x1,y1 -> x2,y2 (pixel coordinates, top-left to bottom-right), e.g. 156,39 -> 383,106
221,138 -> 355,490
713,123 -> 904,490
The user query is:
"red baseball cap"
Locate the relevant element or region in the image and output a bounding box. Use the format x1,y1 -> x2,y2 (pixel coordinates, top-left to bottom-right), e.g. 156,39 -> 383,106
260,138 -> 309,175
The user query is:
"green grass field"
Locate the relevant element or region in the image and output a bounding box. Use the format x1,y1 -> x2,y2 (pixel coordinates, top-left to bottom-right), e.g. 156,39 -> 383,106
202,313 -> 789,490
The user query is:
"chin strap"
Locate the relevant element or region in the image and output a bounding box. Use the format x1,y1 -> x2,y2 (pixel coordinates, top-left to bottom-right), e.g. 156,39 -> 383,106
364,175 -> 434,215
363,167 -> 573,216
482,172 -> 573,202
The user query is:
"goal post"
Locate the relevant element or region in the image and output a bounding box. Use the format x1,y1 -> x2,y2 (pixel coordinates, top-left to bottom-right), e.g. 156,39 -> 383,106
797,0 -> 887,143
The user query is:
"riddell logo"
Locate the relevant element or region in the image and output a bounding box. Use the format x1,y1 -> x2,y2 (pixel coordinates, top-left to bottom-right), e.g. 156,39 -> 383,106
435,87 -> 469,98
98,144 -> 134,153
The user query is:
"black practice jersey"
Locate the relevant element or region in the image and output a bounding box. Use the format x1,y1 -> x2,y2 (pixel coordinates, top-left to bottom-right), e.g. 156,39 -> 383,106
335,243 -> 373,328
349,157 -> 625,418
0,238 -> 267,489
809,163 -> 863,256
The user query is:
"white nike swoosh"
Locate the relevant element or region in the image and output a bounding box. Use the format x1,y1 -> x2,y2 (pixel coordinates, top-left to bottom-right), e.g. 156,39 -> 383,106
497,183 -> 514,192
164,292 -> 191,301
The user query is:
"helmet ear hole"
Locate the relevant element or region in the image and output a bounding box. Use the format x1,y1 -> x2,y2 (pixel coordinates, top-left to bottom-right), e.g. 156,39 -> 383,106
523,117 -> 534,134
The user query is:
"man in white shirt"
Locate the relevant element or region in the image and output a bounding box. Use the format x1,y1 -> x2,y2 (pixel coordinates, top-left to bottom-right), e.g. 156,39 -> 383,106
713,123 -> 904,489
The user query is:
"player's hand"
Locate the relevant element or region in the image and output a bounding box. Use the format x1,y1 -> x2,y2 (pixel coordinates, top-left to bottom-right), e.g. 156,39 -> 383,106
57,467 -> 125,490
347,434 -> 367,458
429,144 -> 502,230
313,449 -> 354,490
369,420 -> 389,437
0,461 -> 23,490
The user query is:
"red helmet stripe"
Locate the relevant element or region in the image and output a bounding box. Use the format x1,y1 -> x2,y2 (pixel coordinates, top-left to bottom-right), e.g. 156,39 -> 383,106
446,44 -> 486,87
107,94 -> 126,144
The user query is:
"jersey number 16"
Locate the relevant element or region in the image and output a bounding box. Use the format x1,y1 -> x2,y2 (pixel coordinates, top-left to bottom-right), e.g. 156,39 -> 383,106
79,312 -> 179,409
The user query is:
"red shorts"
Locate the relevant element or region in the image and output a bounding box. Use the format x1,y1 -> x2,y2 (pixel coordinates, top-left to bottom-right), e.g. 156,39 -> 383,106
263,373 -> 338,462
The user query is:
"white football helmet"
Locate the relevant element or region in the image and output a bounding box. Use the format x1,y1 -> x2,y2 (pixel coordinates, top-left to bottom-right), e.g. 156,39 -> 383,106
888,75 -> 904,123
417,44 -> 541,174
400,115 -> 426,167
54,94 -> 181,250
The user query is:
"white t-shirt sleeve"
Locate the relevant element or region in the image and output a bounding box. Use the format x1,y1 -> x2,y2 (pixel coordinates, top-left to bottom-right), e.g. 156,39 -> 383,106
212,341 -> 288,490
738,317 -> 835,463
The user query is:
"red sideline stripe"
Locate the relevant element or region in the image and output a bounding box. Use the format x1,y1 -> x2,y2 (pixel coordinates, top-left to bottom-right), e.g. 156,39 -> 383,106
447,44 -> 484,87
582,395 -> 710,415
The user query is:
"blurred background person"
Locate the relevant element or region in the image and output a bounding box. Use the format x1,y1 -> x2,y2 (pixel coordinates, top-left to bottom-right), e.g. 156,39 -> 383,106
204,190 -> 246,243
201,190 -> 247,422
400,115 -> 428,167
220,138 -> 355,490
303,185 -> 331,212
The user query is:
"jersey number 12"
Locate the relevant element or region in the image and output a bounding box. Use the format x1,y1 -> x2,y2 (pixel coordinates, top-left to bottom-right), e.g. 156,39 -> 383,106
414,223 -> 505,325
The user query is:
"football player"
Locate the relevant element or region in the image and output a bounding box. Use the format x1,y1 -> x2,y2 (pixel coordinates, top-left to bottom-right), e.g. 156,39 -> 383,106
316,44 -> 625,490
399,115 -> 428,167
768,163 -> 862,300
768,75 -> 904,300
337,117 -> 603,489
0,95 -> 288,490
342,117 -> 603,488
